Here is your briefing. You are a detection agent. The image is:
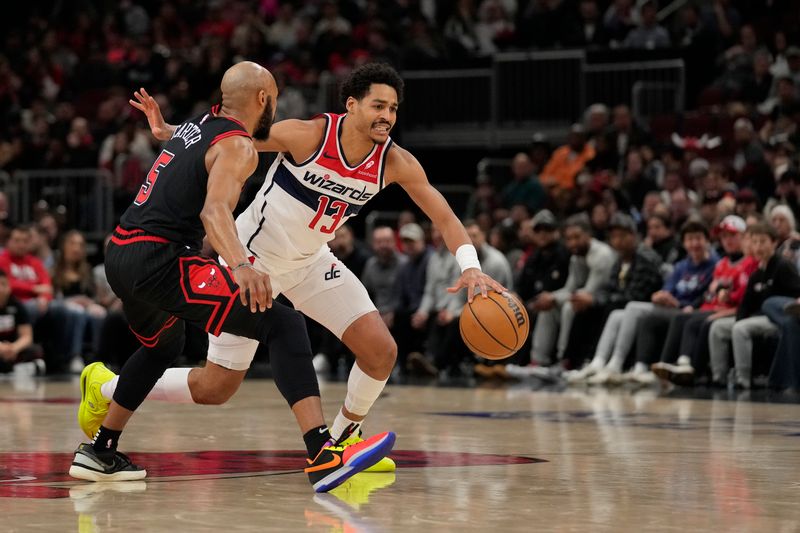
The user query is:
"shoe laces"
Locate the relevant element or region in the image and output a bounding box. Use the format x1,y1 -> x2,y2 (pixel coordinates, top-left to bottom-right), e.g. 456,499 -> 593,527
113,450 -> 136,468
333,422 -> 362,446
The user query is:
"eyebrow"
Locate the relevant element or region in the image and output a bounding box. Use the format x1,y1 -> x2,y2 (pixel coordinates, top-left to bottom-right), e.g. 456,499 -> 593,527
371,99 -> 398,106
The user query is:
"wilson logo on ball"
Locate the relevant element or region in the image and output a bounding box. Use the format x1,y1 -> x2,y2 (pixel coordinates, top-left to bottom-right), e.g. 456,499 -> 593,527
503,293 -> 526,327
459,291 -> 530,361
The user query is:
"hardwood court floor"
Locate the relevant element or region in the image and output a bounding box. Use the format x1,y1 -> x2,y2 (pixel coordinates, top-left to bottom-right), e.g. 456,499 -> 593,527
1,375 -> 800,532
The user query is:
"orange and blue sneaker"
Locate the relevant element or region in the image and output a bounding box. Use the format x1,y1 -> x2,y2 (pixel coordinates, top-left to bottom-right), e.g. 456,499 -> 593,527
305,431 -> 395,493
339,430 -> 396,472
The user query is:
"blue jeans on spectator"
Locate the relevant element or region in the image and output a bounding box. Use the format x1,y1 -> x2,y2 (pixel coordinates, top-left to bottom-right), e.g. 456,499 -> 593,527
762,296 -> 800,391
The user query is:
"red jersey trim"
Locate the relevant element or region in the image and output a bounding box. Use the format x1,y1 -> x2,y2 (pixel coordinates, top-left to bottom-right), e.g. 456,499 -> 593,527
287,114 -> 331,168
131,316 -> 179,348
111,235 -> 170,246
334,114 -> 378,171
210,106 -> 248,131
114,226 -> 145,237
310,113 -> 383,184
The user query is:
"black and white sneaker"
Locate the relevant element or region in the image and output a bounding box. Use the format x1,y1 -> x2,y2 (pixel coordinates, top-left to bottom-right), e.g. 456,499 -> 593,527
69,443 -> 147,482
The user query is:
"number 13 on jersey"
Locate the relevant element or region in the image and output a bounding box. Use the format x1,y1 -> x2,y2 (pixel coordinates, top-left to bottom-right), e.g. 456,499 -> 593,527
135,150 -> 175,206
308,196 -> 348,234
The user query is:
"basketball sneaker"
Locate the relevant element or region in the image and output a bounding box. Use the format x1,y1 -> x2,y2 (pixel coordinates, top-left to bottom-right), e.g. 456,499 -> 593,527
339,430 -> 396,472
305,431 -> 395,493
69,443 -> 146,482
651,356 -> 694,387
78,362 -> 115,439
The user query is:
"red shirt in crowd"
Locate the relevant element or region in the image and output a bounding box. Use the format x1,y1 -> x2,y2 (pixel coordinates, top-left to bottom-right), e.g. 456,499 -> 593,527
701,254 -> 759,311
0,249 -> 53,302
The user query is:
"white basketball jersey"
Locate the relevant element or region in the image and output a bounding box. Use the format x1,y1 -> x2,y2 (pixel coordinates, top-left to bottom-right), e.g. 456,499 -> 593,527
237,113 -> 392,271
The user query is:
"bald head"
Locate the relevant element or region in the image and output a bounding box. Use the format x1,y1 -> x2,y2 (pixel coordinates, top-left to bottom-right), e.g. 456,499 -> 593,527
219,61 -> 278,141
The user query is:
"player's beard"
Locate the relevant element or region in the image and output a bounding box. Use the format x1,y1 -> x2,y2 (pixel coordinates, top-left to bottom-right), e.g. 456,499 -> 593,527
252,99 -> 274,141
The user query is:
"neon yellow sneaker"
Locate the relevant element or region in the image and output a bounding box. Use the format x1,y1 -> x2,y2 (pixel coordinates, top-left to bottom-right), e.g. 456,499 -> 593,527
339,431 -> 396,472
78,362 -> 116,439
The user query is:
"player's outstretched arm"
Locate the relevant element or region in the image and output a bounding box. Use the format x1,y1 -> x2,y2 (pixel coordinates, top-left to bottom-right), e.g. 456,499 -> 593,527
251,118 -> 326,159
388,147 -> 507,302
201,136 -> 272,313
130,88 -> 324,159
129,88 -> 176,141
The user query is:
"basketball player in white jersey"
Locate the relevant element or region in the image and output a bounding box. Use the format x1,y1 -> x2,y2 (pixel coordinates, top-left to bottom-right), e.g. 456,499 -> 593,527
80,64 -> 504,470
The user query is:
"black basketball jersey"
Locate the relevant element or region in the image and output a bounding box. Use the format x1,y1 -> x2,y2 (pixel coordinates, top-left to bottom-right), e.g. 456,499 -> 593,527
120,106 -> 251,249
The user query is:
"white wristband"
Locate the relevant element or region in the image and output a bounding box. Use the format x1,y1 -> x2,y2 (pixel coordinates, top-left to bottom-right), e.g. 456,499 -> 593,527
455,244 -> 481,273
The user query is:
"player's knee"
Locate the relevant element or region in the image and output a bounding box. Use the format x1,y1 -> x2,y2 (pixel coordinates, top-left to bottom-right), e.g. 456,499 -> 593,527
385,337 -> 398,366
189,365 -> 242,405
358,335 -> 396,375
192,382 -> 237,405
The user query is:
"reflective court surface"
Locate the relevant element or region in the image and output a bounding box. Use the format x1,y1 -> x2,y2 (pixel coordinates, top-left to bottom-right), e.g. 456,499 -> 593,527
2,376 -> 800,532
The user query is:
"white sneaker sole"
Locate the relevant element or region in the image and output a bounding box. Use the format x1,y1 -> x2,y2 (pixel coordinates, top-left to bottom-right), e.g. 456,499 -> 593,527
69,454 -> 147,482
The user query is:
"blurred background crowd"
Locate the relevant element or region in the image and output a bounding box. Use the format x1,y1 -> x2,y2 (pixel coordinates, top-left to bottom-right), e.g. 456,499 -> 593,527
1,0 -> 800,393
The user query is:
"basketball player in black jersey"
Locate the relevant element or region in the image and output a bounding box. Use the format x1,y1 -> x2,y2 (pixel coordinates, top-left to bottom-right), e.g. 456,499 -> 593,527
69,62 -> 395,493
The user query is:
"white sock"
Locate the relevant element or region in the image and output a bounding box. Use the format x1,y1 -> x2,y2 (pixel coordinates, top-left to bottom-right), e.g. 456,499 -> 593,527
330,362 -> 388,440
100,375 -> 118,400
633,362 -> 649,374
100,368 -> 195,403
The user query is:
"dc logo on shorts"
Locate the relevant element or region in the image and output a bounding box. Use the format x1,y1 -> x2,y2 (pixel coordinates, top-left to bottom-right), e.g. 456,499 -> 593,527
324,263 -> 341,281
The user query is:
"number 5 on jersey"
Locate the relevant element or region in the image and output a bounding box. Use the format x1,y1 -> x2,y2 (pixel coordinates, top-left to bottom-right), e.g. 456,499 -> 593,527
309,195 -> 348,234
135,150 -> 175,206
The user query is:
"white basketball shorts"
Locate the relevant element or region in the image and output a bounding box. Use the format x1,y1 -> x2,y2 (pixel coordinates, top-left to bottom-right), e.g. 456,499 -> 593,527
207,248 -> 377,371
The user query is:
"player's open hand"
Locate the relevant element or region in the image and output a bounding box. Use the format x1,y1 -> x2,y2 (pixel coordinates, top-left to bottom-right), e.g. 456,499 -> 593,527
233,265 -> 273,312
447,268 -> 507,303
129,88 -> 172,141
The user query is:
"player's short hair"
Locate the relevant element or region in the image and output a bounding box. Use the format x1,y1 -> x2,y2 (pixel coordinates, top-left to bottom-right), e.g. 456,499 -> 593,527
340,63 -> 404,106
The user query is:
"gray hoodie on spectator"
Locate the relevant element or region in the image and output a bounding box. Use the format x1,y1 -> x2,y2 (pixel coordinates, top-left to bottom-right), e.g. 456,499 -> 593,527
417,245 -> 462,316
553,238 -> 617,304
447,244 -> 515,315
419,243 -> 514,317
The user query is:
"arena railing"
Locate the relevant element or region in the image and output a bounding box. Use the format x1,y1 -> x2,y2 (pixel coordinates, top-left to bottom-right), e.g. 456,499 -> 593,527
631,81 -> 684,122
0,170 -> 14,222
12,168 -> 114,241
398,52 -> 684,149
584,59 -> 685,120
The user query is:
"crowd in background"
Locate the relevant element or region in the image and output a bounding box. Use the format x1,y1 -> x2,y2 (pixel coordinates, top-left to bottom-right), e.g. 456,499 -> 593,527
1,1 -> 800,392
1,0 -> 798,180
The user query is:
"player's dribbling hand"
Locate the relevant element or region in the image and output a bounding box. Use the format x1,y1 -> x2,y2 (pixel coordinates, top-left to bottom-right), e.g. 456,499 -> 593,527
234,266 -> 273,312
447,268 -> 507,303
129,87 -> 172,141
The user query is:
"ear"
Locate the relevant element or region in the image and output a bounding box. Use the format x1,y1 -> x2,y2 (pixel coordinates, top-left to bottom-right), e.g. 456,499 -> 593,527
346,96 -> 357,113
259,89 -> 266,107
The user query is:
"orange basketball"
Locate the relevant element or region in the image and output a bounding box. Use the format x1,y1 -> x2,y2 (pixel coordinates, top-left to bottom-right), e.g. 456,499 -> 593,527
459,291 -> 530,360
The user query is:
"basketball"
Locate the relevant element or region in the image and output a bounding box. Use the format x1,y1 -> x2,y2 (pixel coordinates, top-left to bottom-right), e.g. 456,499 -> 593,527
459,291 -> 530,360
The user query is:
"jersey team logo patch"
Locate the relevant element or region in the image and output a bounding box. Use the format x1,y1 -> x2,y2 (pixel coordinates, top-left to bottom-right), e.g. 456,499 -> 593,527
197,267 -> 220,290
324,263 -> 341,281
